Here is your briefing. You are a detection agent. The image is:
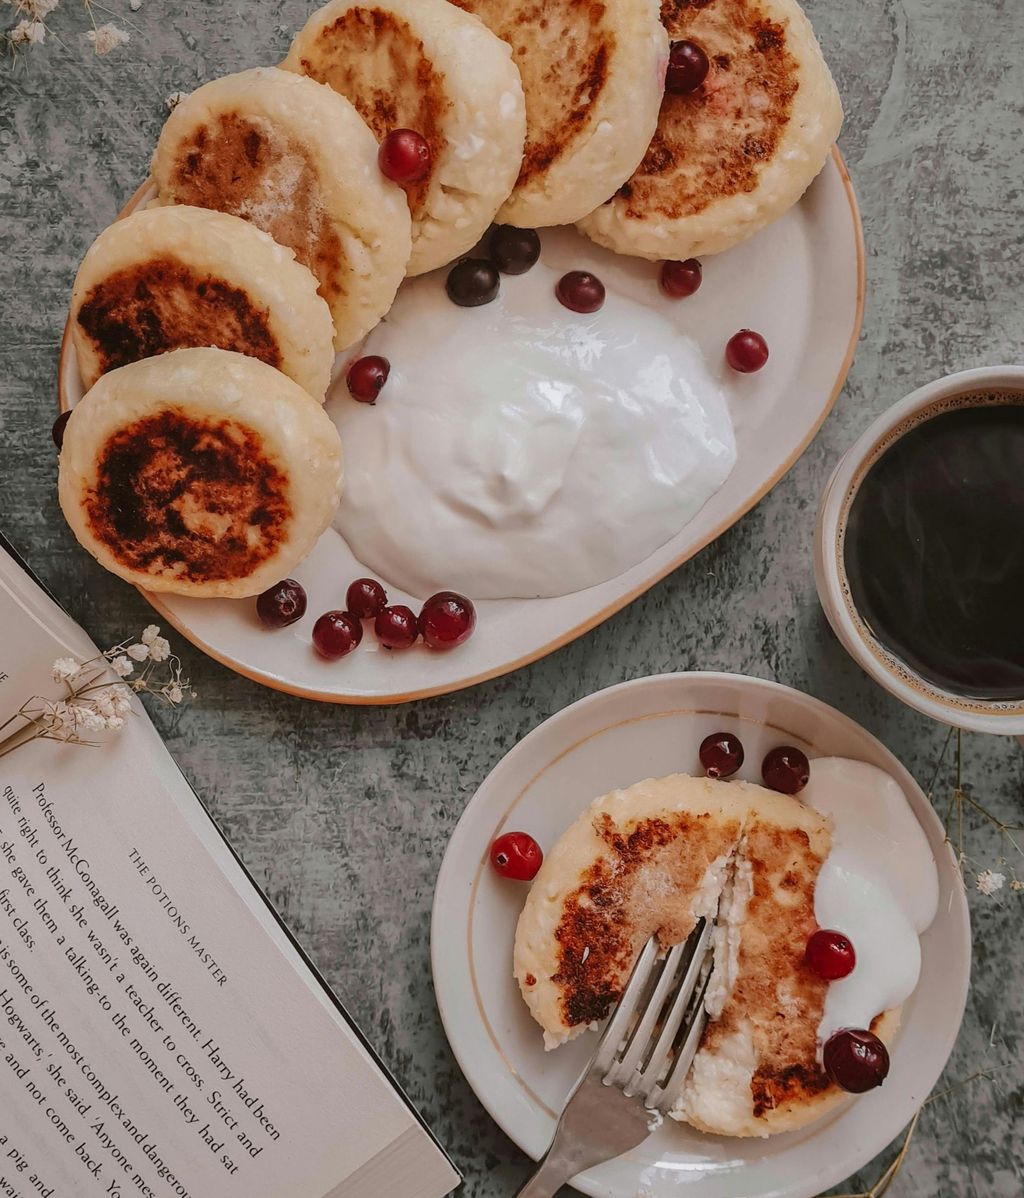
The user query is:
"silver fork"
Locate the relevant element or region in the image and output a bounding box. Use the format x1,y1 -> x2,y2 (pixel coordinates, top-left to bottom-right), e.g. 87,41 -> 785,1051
515,918 -> 716,1198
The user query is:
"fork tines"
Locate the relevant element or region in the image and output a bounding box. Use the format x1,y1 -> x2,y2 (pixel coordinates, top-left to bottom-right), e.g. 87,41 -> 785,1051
593,919 -> 715,1113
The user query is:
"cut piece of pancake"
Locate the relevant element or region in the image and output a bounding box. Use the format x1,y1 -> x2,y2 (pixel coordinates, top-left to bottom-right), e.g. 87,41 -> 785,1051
283,0 -> 526,276
150,67 -> 411,350
449,0 -> 668,228
577,0 -> 843,260
58,348 -> 343,598
514,773 -> 896,1138
70,206 -> 335,400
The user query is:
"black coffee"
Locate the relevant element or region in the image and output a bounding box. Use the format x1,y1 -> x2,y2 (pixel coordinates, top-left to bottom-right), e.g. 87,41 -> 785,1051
843,395 -> 1024,701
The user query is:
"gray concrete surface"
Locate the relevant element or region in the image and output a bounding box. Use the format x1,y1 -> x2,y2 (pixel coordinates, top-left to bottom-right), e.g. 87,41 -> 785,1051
1,1 -> 1021,1193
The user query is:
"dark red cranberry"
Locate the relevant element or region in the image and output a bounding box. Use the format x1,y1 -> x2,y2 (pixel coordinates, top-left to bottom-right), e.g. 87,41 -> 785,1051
489,224 -> 541,274
52,410 -> 72,450
346,577 -> 388,619
823,1029 -> 890,1093
419,591 -> 476,649
490,832 -> 543,881
761,746 -> 811,795
555,271 -> 605,313
660,258 -> 702,299
446,258 -> 500,307
805,929 -> 857,980
347,355 -> 390,403
726,329 -> 769,373
312,611 -> 363,660
256,579 -> 307,629
378,128 -> 431,184
374,605 -> 419,650
699,731 -> 744,779
665,40 -> 710,95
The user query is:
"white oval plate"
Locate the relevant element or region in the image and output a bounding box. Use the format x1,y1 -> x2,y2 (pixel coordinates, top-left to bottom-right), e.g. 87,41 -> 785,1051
59,151 -> 863,704
430,672 -> 970,1198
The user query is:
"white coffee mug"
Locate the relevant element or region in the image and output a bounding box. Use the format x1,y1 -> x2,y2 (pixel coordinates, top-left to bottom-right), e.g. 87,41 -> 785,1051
815,365 -> 1024,736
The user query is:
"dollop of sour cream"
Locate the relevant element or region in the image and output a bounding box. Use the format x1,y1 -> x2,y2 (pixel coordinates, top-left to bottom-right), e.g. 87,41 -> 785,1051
327,231 -> 736,600
802,757 -> 940,1050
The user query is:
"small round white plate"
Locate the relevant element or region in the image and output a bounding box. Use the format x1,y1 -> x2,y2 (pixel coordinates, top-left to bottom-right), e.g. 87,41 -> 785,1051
60,151 -> 863,704
430,673 -> 970,1198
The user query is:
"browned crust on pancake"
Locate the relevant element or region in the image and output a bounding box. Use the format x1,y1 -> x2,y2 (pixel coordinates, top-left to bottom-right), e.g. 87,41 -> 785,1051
615,0 -> 799,219
85,408 -> 291,584
703,815 -> 832,1119
76,257 -> 282,378
296,8 -> 449,215
162,113 -> 345,309
450,0 -> 614,185
551,810 -> 742,1030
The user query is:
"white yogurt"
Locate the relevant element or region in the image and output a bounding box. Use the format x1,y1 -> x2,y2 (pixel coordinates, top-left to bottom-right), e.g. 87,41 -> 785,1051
327,231 -> 736,600
803,757 -> 939,1049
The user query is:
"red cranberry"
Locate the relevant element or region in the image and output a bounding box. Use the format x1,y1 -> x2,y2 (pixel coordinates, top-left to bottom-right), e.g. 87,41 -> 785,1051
52,410 -> 72,450
446,259 -> 500,307
347,355 -> 390,403
419,591 -> 476,649
660,258 -> 702,299
312,611 -> 363,660
489,224 -> 541,275
761,745 -> 810,795
490,832 -> 543,881
346,577 -> 388,619
378,128 -> 431,184
699,731 -> 744,779
256,579 -> 307,629
805,929 -> 856,980
665,40 -> 710,95
726,329 -> 769,373
823,1029 -> 890,1093
556,271 -> 605,313
374,605 -> 419,650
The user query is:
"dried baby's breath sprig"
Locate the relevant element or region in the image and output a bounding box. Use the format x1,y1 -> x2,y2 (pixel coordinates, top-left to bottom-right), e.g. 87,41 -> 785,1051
165,88 -> 188,112
84,18 -> 127,52
926,727 -> 1024,896
0,625 -> 195,761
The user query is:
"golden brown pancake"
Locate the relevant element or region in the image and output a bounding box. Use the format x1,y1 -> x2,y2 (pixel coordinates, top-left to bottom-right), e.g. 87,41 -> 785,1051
578,0 -> 843,259
58,349 -> 343,598
450,0 -> 667,227
70,206 -> 334,399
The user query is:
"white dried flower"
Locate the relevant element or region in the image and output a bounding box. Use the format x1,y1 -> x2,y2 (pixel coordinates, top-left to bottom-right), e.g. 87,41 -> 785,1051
110,655 -> 134,678
164,683 -> 184,705
9,16 -> 45,41
126,642 -> 150,662
141,624 -> 161,645
976,870 -> 1006,897
9,0 -> 59,17
166,90 -> 189,112
147,636 -> 171,663
52,657 -> 81,684
86,22 -> 129,54
70,704 -> 106,734
129,0 -> 141,8
1011,879 -> 1024,893
105,715 -> 125,732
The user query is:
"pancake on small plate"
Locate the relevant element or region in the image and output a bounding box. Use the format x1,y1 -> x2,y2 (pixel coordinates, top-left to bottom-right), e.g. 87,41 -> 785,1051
58,348 -> 343,599
70,206 -> 335,400
150,67 -> 411,350
514,773 -> 898,1138
449,0 -> 668,228
578,0 -> 842,260
284,0 -> 526,276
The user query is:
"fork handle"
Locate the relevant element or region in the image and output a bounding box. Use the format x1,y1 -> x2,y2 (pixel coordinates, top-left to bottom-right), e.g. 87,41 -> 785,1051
515,1153 -> 576,1198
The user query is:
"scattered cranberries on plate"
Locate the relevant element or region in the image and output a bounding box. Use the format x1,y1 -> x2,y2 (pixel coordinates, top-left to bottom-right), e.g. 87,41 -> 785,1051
374,605 -> 419,650
446,258 -> 500,307
378,128 -> 431,185
660,258 -> 702,299
312,611 -> 363,660
762,745 -> 810,794
257,579 -> 307,629
346,577 -> 388,619
490,225 -> 541,275
823,1028 -> 890,1093
698,730 -> 744,779
490,831 -> 543,881
726,329 -> 770,373
419,591 -> 476,650
665,39 -> 710,95
805,928 -> 857,980
555,270 -> 605,313
347,355 -> 390,403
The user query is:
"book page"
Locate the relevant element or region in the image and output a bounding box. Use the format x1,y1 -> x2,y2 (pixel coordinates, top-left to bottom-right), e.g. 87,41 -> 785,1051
0,558 -> 458,1198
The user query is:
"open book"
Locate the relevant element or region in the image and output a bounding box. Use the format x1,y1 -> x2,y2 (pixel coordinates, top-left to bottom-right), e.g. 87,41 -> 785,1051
0,538 -> 459,1198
